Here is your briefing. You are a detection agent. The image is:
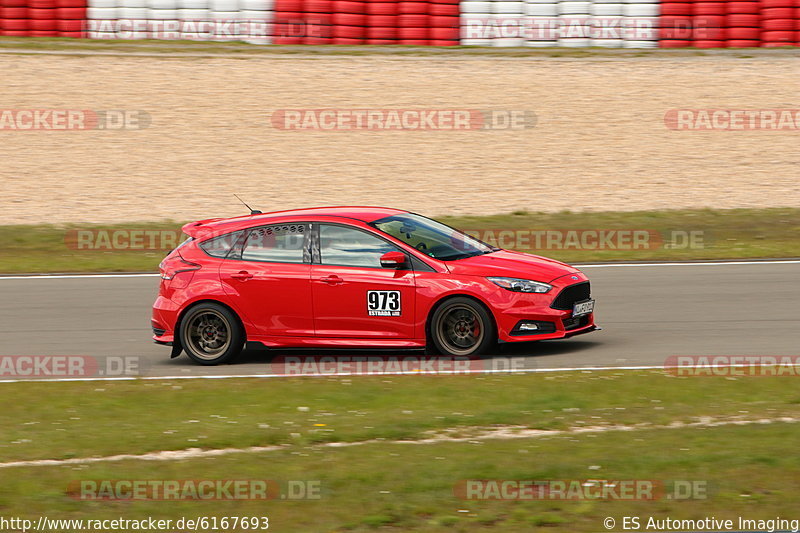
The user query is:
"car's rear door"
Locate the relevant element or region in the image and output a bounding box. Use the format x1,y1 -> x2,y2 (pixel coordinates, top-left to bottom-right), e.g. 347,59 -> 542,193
219,223 -> 314,337
310,222 -> 416,339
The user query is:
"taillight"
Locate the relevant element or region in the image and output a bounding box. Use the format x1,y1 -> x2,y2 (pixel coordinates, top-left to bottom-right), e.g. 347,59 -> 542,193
160,257 -> 201,280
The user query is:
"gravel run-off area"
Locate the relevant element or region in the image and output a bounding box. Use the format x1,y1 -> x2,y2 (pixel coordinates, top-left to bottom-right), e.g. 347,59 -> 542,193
1,54 -> 799,224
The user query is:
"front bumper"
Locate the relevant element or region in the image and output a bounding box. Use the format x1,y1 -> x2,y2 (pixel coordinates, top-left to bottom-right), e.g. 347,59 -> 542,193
499,312 -> 598,342
493,275 -> 598,342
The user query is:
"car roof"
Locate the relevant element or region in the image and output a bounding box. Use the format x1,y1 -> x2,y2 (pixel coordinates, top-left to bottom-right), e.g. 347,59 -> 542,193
183,206 -> 410,237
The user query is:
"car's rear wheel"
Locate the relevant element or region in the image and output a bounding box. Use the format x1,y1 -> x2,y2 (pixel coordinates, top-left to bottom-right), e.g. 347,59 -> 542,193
180,303 -> 244,365
429,297 -> 496,356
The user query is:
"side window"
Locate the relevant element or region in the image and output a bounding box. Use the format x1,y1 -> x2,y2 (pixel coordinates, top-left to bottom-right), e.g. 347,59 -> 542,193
199,231 -> 243,259
319,224 -> 398,268
241,224 -> 307,263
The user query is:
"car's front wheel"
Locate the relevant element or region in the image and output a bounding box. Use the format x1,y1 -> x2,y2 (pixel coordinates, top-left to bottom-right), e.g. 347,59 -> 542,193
180,303 -> 244,365
429,297 -> 496,356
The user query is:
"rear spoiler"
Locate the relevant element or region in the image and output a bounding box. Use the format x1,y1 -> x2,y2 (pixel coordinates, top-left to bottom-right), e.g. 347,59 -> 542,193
181,219 -> 224,240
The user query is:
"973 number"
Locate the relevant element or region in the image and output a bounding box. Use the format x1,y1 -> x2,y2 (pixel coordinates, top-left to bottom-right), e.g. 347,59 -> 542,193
367,290 -> 401,316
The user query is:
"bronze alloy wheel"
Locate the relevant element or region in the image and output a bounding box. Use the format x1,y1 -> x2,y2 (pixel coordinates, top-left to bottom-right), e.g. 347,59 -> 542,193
182,307 -> 233,362
433,302 -> 486,356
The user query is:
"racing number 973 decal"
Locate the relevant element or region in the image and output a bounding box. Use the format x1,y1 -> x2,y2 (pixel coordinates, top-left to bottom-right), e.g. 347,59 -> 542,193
367,290 -> 401,317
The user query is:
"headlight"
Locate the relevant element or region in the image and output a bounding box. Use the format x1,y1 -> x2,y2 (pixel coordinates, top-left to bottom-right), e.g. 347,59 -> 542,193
487,277 -> 552,293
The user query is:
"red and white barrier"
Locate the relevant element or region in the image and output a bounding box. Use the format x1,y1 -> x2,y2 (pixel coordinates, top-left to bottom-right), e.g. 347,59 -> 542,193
2,0 -> 800,46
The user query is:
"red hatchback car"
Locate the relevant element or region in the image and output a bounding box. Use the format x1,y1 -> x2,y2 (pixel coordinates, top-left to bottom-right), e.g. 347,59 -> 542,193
152,207 -> 598,365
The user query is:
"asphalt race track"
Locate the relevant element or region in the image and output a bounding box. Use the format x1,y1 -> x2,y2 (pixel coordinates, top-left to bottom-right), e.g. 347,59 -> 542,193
1,262 -> 798,379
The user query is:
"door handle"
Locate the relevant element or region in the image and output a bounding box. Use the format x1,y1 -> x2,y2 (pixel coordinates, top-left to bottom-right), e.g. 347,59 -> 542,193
319,275 -> 343,285
230,271 -> 253,280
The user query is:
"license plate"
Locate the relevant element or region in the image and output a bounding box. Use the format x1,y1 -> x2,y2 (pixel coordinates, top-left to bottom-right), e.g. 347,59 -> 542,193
572,299 -> 595,317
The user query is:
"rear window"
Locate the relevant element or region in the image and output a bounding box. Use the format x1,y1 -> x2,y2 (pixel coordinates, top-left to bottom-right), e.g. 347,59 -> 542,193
199,231 -> 243,259
241,225 -> 307,263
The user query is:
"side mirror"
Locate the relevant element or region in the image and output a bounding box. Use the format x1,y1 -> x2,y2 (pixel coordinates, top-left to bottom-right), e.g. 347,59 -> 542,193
380,251 -> 407,269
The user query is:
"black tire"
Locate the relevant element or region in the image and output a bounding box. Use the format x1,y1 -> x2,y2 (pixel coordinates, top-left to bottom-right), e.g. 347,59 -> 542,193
428,297 -> 496,356
179,303 -> 244,365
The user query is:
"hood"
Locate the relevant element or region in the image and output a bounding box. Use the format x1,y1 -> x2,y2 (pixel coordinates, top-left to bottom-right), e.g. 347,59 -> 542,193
444,250 -> 580,283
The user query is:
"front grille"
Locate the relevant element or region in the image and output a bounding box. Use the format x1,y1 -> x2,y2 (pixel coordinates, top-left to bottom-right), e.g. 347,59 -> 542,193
550,281 -> 591,310
152,327 -> 166,336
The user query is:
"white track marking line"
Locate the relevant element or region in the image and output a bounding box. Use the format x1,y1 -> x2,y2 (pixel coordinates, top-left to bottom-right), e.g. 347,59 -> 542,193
1,362 -> 800,383
0,259 -> 798,280
576,260 -> 800,268
1,416 -> 795,469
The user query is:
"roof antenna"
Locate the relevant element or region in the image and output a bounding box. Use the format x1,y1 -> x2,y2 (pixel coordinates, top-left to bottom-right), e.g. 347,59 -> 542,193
234,194 -> 262,215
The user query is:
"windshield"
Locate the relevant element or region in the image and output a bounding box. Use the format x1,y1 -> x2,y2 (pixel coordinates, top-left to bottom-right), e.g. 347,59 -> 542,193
370,213 -> 496,261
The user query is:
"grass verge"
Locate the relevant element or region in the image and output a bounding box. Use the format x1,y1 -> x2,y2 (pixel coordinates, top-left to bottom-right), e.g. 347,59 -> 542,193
1,370 -> 799,462
0,371 -> 799,531
1,208 -> 799,273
